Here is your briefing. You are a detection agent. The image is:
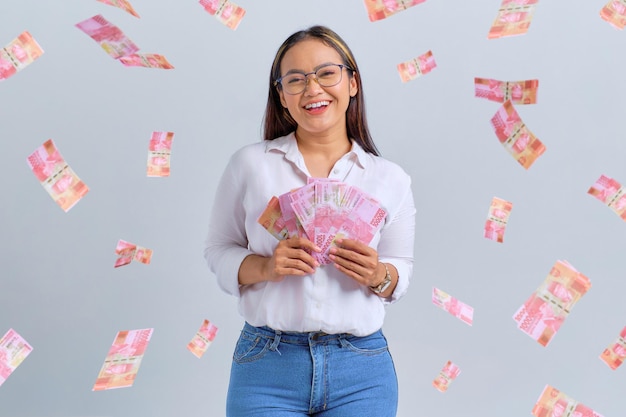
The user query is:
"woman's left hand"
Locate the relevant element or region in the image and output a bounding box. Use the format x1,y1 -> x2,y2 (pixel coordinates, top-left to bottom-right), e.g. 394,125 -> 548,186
328,238 -> 383,288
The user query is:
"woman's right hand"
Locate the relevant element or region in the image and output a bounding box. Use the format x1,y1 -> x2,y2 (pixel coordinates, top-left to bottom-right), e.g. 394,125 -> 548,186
263,237 -> 321,282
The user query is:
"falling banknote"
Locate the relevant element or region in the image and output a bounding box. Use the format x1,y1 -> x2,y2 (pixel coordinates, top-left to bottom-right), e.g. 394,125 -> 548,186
199,0 -> 246,30
93,328 -> 153,391
75,14 -> 139,59
432,361 -> 461,393
600,326 -> 626,370
397,50 -> 436,82
27,139 -> 89,212
114,239 -> 153,267
600,0 -> 626,30
474,77 -> 538,105
484,197 -> 513,243
363,0 -> 427,22
187,320 -> 218,359
532,385 -> 605,417
96,0 -> 140,18
491,100 -> 545,169
0,31 -> 44,81
488,0 -> 538,39
432,288 -> 474,326
0,329 -> 33,388
513,260 -> 591,347
587,175 -> 626,221
147,131 -> 174,177
119,53 -> 174,69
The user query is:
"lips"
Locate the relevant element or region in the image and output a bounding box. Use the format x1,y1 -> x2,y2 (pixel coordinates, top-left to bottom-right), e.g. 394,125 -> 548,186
304,100 -> 330,110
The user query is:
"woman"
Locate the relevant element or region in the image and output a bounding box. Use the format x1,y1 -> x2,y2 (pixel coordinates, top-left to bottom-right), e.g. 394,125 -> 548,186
204,25 -> 416,416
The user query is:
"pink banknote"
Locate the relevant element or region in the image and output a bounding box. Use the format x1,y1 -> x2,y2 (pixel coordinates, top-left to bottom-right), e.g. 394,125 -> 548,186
119,53 -> 174,69
600,0 -> 626,30
532,385 -> 604,417
278,191 -> 306,238
289,183 -> 317,240
397,50 -> 436,82
96,0 -> 140,18
600,326 -> 626,370
199,0 -> 246,30
513,260 -> 591,347
432,360 -> 461,393
93,328 -> 153,391
0,31 -> 44,81
488,0 -> 539,39
432,287 -> 474,326
474,77 -> 538,105
588,175 -> 626,221
75,14 -> 139,59
484,197 -> 513,243
187,320 -> 218,359
27,139 -> 89,212
147,131 -> 174,177
0,329 -> 33,387
491,100 -> 546,169
114,239 -> 153,267
363,0 -> 427,22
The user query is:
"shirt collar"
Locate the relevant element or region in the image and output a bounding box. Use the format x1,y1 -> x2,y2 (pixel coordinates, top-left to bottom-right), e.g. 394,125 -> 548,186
265,132 -> 369,169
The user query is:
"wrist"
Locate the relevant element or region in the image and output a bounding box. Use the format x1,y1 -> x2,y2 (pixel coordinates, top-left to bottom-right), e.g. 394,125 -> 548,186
369,263 -> 392,294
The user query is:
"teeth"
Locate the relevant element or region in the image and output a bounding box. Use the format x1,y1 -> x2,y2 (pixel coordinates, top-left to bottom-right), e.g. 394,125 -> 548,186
305,101 -> 329,109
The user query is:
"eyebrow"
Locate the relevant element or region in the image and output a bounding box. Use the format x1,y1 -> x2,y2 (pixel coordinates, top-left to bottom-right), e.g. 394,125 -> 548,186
283,61 -> 337,75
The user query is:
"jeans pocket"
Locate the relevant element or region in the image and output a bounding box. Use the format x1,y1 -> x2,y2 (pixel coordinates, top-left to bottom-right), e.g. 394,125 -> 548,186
341,332 -> 389,356
233,330 -> 272,364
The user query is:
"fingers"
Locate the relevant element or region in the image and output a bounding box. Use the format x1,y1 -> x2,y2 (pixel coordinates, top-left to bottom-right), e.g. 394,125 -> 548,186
270,237 -> 321,279
328,238 -> 379,286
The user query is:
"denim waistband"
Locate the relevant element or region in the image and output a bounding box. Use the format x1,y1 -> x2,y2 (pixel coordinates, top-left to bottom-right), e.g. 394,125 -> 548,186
242,322 -> 360,345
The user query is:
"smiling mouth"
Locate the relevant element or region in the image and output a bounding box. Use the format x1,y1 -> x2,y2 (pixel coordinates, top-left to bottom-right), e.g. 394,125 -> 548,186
304,100 -> 330,110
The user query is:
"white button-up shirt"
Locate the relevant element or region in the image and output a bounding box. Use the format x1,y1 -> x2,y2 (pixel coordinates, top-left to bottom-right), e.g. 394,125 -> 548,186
204,133 -> 416,336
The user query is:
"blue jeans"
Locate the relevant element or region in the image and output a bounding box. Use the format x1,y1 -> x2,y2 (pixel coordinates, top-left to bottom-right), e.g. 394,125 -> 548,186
226,322 -> 398,416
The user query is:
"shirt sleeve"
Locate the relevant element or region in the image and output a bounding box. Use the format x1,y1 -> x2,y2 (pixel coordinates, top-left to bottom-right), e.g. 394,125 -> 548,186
377,179 -> 416,305
203,153 -> 254,298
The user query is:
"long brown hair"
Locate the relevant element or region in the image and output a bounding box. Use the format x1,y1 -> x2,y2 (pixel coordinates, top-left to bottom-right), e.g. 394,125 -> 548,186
263,26 -> 379,156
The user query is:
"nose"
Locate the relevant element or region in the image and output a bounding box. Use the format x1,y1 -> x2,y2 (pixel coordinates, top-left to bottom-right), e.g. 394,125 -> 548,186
303,74 -> 322,94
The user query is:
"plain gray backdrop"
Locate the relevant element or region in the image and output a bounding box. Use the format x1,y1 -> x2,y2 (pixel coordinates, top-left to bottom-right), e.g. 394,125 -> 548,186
1,0 -> 625,416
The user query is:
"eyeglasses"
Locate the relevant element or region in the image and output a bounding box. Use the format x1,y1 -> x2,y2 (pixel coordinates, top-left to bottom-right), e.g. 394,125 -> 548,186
274,63 -> 353,95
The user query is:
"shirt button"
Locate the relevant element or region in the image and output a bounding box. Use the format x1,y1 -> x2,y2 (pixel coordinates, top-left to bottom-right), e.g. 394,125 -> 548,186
333,169 -> 339,174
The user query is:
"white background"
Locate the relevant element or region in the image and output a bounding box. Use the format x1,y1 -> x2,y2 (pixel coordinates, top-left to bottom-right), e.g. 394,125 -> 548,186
1,1 -> 625,416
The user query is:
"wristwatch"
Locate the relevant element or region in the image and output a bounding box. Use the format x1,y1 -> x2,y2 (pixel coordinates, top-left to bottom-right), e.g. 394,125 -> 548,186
370,263 -> 392,294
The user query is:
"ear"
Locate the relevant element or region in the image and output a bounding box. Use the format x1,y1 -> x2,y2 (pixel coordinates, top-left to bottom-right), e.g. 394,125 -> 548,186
278,87 -> 287,108
349,72 -> 358,97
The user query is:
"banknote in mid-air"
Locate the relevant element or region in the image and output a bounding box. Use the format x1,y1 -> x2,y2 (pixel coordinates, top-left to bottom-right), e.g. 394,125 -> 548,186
27,139 -> 89,212
363,0 -> 427,22
513,260 -> 591,347
432,360 -> 461,393
96,0 -> 140,18
587,175 -> 626,221
488,0 -> 539,39
114,239 -> 153,267
600,0 -> 626,30
199,0 -> 246,30
532,385 -> 604,417
600,326 -> 626,370
484,197 -> 513,243
432,288 -> 474,326
474,77 -> 538,105
187,320 -> 218,359
0,31 -> 44,81
0,329 -> 33,388
93,328 -> 153,391
119,53 -> 174,69
397,50 -> 436,82
491,100 -> 545,169
75,14 -> 139,59
147,131 -> 174,177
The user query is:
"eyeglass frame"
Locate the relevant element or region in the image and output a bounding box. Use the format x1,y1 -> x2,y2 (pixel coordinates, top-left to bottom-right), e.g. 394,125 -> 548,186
274,63 -> 354,95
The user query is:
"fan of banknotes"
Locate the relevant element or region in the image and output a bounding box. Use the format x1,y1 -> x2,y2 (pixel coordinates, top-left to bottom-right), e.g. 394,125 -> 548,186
257,179 -> 387,265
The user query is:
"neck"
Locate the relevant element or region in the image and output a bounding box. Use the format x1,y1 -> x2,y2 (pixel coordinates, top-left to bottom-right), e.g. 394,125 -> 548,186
294,129 -> 352,178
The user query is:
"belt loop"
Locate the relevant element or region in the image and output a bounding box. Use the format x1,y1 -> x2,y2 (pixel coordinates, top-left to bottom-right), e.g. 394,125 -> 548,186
338,333 -> 348,348
269,330 -> 282,355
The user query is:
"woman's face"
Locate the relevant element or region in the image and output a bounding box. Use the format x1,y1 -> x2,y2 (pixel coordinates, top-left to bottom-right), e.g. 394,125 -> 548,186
278,39 -> 357,139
